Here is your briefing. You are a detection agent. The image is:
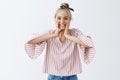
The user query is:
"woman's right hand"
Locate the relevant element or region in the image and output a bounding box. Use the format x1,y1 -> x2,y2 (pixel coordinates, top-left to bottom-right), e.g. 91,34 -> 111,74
54,23 -> 62,37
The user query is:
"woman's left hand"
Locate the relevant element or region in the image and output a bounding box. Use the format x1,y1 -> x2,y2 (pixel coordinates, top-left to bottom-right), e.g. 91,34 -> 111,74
64,24 -> 70,37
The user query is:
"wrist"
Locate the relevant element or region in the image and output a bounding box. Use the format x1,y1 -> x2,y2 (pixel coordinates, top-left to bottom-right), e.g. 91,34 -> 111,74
52,33 -> 58,38
64,34 -> 69,38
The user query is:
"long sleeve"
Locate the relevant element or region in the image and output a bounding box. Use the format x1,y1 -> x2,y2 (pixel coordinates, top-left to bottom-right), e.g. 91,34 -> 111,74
73,28 -> 96,64
25,33 -> 46,59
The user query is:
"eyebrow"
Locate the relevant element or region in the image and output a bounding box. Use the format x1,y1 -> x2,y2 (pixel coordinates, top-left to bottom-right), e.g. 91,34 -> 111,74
57,16 -> 69,18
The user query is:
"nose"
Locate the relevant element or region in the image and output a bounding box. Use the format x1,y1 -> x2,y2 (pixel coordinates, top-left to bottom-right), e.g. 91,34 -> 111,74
60,19 -> 65,24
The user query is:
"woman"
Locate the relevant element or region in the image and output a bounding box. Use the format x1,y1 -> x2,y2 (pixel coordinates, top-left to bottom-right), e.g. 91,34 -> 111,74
25,2 -> 95,80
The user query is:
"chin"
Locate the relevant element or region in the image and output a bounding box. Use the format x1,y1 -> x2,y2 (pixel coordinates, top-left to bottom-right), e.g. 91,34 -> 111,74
61,27 -> 65,30
61,28 -> 65,30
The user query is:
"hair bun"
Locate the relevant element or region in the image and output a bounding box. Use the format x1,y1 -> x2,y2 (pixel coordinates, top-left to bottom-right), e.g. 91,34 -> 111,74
60,3 -> 74,12
60,3 -> 69,8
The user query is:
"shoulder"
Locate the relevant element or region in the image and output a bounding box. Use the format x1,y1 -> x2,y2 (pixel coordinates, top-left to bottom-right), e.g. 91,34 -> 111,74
47,29 -> 55,34
70,28 -> 82,32
70,28 -> 83,36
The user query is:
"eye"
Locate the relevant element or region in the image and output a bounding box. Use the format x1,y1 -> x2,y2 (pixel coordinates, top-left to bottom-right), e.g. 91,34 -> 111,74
64,17 -> 68,20
57,17 -> 61,20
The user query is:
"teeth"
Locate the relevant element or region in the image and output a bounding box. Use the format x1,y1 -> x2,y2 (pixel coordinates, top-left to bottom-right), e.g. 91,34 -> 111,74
58,24 -> 66,29
60,26 -> 65,29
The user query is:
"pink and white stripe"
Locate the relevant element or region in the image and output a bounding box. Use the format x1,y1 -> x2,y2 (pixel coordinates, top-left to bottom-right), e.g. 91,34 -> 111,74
25,28 -> 95,76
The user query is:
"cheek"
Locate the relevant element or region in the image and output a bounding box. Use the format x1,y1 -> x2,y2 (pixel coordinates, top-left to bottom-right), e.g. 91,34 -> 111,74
55,19 -> 60,23
66,20 -> 70,24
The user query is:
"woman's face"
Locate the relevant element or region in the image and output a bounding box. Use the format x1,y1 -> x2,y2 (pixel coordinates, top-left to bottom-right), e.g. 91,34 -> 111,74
55,10 -> 71,30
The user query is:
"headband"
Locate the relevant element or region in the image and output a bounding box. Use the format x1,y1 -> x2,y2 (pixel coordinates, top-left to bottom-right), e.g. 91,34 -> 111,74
60,5 -> 74,12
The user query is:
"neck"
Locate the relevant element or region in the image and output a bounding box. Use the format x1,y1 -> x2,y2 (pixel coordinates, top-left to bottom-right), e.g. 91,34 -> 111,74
59,30 -> 64,37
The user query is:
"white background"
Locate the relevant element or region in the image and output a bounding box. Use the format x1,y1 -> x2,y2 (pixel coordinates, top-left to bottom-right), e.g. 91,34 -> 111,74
0,0 -> 120,80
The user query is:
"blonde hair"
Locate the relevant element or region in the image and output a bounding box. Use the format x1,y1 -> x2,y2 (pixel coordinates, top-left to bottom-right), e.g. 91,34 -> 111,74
54,3 -> 72,19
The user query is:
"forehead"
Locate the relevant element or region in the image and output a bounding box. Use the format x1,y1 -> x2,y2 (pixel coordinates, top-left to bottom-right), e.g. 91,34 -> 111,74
56,10 -> 69,17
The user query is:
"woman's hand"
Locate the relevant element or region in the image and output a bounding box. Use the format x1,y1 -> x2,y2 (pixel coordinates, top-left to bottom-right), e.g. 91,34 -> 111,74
54,23 -> 62,37
64,24 -> 70,37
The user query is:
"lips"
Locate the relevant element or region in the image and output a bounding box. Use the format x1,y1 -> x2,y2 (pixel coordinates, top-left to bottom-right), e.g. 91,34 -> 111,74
59,24 -> 66,29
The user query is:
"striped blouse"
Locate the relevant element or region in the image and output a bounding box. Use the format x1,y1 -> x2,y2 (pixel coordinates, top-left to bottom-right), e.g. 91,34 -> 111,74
25,28 -> 95,76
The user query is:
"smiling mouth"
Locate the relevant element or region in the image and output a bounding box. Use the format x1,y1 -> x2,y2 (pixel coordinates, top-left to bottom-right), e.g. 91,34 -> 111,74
58,24 -> 66,29
60,26 -> 65,30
